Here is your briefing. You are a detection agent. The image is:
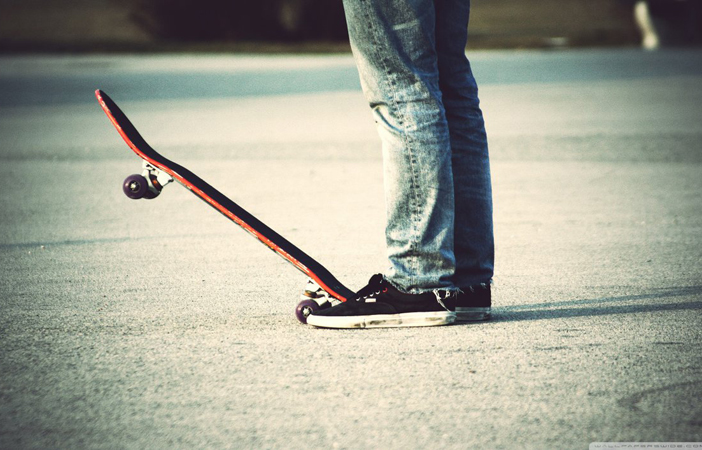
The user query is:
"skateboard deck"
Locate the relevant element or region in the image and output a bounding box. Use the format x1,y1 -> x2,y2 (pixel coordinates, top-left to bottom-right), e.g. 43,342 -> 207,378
95,89 -> 353,322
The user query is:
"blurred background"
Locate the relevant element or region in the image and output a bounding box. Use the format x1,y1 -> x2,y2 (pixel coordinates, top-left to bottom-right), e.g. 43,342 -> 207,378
0,0 -> 700,52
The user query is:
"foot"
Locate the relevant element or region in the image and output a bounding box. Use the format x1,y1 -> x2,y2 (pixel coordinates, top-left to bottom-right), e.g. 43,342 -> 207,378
454,283 -> 491,322
306,274 -> 456,329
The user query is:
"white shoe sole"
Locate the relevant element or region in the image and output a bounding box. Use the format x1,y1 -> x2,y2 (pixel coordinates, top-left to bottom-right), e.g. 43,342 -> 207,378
455,307 -> 491,322
307,311 -> 456,329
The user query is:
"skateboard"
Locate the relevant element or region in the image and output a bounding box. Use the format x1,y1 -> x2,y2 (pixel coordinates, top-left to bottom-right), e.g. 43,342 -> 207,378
95,89 -> 354,323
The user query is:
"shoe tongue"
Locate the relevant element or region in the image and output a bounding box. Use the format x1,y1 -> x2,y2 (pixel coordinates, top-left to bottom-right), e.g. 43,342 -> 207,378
368,274 -> 384,285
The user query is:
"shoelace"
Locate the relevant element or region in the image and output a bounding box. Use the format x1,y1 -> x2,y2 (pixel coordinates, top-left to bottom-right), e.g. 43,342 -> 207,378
349,274 -> 387,302
433,289 -> 452,312
350,274 -> 452,312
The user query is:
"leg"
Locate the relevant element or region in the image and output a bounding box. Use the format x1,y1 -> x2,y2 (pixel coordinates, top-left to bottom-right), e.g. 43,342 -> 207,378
436,0 -> 494,289
342,0 -> 456,293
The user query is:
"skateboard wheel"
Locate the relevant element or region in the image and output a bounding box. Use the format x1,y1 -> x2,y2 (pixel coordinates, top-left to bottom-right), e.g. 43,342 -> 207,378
295,299 -> 321,324
143,190 -> 159,199
123,174 -> 148,199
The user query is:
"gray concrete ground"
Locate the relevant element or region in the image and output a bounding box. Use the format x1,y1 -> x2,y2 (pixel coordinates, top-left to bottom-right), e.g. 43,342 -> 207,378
0,50 -> 701,449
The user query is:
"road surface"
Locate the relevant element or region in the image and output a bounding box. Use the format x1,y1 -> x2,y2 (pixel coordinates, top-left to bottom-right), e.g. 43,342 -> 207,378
1,49 -> 701,449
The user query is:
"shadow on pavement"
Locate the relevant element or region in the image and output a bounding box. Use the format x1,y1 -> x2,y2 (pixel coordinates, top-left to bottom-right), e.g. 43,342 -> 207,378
491,285 -> 702,322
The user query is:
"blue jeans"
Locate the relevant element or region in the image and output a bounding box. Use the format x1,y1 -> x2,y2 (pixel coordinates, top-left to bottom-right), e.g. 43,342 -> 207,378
343,0 -> 494,293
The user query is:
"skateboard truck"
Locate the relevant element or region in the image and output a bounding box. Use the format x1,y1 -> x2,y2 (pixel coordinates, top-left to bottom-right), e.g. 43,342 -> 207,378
295,279 -> 340,323
122,161 -> 174,200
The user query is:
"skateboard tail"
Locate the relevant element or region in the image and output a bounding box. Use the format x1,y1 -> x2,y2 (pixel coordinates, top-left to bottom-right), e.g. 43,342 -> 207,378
95,89 -> 353,303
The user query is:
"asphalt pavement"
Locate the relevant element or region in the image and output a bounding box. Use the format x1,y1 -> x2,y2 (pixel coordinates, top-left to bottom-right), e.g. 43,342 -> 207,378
0,49 -> 701,449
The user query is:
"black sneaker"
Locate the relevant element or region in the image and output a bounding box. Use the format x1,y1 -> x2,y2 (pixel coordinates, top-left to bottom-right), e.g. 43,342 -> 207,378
454,283 -> 491,322
306,274 -> 456,329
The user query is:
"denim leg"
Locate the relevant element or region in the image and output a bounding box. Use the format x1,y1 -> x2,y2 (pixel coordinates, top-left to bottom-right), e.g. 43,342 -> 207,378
342,0 -> 456,293
436,0 -> 495,287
